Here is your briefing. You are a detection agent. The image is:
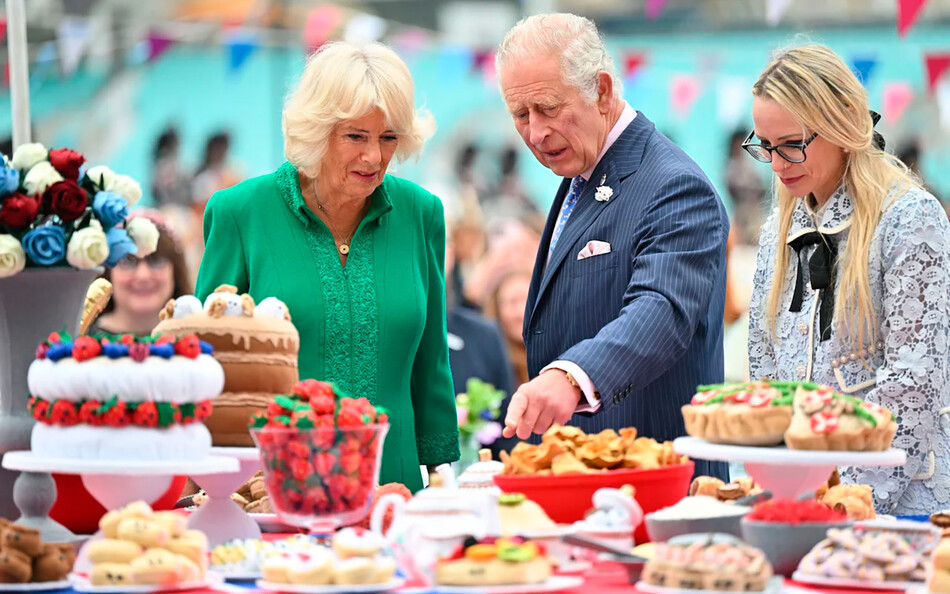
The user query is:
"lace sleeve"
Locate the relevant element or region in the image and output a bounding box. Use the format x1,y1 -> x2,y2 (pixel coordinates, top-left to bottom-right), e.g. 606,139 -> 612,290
748,213 -> 779,381
842,190 -> 950,512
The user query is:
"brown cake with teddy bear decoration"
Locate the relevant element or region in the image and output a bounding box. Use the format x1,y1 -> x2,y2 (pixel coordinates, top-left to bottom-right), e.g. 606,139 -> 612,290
154,285 -> 300,446
0,519 -> 75,584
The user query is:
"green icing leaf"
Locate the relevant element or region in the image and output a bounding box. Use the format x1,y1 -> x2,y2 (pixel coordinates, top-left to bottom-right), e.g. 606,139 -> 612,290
156,402 -> 176,427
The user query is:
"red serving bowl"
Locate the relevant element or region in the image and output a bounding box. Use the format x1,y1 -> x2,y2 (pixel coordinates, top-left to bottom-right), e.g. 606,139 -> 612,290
493,461 -> 694,544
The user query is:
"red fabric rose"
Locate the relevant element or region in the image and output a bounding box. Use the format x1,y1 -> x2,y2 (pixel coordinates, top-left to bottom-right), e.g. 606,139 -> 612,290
44,180 -> 88,222
0,193 -> 40,229
48,148 -> 85,180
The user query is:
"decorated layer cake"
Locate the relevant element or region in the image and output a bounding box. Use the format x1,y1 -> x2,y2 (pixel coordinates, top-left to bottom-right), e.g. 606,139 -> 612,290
27,331 -> 223,460
153,285 -> 299,446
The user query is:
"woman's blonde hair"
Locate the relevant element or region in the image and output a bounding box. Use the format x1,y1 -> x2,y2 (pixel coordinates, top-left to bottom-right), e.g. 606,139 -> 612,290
754,44 -> 919,354
282,41 -> 435,178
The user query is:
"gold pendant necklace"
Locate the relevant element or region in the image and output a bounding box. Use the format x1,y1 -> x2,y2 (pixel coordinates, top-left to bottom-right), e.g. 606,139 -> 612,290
311,178 -> 354,256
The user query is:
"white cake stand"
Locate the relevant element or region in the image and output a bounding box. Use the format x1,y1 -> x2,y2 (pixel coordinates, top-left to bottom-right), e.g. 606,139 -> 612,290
673,437 -> 906,499
187,446 -> 261,546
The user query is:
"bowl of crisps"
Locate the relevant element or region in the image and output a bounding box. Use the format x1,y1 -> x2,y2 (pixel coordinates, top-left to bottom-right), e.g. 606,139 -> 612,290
494,425 -> 693,544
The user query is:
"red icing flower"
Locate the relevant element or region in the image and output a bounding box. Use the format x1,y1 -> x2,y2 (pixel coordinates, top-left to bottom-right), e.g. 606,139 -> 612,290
72,336 -> 102,362
79,401 -> 103,426
35,343 -> 49,360
0,193 -> 41,229
49,400 -> 79,426
128,342 -> 150,362
48,148 -> 85,180
810,411 -> 840,434
44,180 -> 88,222
174,334 -> 201,359
133,402 -> 159,427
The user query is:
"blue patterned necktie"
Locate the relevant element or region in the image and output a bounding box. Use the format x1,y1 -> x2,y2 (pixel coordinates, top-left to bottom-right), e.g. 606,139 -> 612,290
548,176 -> 586,258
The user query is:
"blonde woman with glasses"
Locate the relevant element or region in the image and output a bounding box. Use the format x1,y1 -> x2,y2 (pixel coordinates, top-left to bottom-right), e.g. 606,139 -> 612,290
745,44 -> 950,515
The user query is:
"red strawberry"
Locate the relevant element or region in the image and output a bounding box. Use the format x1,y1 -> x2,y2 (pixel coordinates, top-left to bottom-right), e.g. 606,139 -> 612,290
171,403 -> 182,424
305,486 -> 329,512
308,394 -> 335,415
133,402 -> 159,427
49,400 -> 79,426
79,401 -> 103,426
174,334 -> 201,359
340,451 -> 363,475
377,412 -> 389,425
72,336 -> 102,362
267,400 -> 291,418
31,399 -> 50,421
290,457 -> 313,482
293,379 -> 335,400
101,401 -> 129,427
314,452 -> 337,476
154,334 -> 176,345
120,334 -> 135,345
47,332 -> 61,344
195,400 -> 213,420
291,409 -> 318,429
337,408 -> 364,428
128,342 -> 150,362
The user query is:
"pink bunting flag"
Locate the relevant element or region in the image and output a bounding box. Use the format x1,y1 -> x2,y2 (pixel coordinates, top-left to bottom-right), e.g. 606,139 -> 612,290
645,0 -> 668,21
304,5 -> 342,52
882,82 -> 914,124
926,53 -> 950,96
147,31 -> 175,62
897,0 -> 930,37
0,18 -> 7,44
624,52 -> 647,78
671,75 -> 701,118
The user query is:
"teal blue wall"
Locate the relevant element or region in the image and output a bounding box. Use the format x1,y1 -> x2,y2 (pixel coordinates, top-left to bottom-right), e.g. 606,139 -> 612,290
1,26 -> 948,209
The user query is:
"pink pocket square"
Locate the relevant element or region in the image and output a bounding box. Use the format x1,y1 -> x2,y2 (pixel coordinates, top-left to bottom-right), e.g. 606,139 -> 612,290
577,240 -> 612,260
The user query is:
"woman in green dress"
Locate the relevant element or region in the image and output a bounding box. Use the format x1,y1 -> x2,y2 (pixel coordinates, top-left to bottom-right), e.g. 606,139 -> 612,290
196,41 -> 459,492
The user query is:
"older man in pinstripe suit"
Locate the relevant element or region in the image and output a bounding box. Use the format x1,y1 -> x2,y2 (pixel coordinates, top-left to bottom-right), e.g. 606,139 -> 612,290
496,14 -> 729,479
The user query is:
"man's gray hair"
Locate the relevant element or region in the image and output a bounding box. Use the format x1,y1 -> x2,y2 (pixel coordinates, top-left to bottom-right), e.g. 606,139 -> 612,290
496,13 -> 623,103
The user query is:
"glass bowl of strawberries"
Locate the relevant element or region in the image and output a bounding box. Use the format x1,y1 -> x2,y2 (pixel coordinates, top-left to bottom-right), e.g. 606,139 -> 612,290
249,379 -> 390,534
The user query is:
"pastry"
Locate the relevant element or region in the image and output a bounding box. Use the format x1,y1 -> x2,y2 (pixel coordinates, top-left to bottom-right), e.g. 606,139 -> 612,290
1,524 -> 42,557
681,381 -> 794,446
820,484 -> 876,520
31,544 -> 72,583
785,384 -> 897,451
117,518 -> 171,548
332,557 -> 376,585
332,527 -> 384,559
799,526 -> 933,585
0,547 -> 32,583
0,519 -> 76,584
642,540 -> 773,591
497,493 -> 556,534
687,476 -> 761,502
287,551 -> 334,585
154,289 -> 300,446
90,563 -> 132,586
435,537 -> 552,586
931,535 -> 950,592
932,510 -> 950,529
86,539 -> 144,564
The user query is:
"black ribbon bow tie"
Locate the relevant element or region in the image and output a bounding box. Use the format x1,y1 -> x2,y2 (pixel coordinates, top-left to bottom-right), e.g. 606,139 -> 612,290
788,231 -> 838,342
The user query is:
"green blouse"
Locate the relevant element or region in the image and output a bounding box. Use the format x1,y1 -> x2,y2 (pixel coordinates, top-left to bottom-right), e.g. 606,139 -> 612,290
196,162 -> 460,492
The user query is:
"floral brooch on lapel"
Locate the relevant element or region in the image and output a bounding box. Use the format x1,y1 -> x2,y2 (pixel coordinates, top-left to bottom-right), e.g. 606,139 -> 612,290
594,174 -> 613,202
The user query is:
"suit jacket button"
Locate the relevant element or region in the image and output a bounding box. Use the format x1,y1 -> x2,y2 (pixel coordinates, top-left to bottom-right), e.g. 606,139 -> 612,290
532,329 -> 543,335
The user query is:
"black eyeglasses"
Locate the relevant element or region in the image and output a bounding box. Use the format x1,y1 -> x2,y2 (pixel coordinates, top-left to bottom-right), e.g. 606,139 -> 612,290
742,130 -> 818,164
116,254 -> 171,271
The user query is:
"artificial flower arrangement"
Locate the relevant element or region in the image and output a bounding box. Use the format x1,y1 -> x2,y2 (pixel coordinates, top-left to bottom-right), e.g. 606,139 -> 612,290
0,143 -> 160,278
456,378 -> 506,456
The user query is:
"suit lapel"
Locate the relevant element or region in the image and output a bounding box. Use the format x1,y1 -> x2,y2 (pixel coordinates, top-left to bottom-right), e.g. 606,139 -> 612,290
527,113 -> 657,324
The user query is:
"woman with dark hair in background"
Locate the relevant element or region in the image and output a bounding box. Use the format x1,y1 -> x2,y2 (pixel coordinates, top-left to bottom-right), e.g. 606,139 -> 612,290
151,126 -> 192,209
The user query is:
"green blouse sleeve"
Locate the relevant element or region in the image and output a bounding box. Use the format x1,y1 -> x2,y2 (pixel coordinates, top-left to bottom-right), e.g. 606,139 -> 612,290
410,195 -> 461,466
196,190 -> 250,301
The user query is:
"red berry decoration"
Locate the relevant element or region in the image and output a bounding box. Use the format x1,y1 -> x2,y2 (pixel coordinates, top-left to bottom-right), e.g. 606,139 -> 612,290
120,334 -> 135,345
101,401 -> 129,427
30,398 -> 50,421
133,402 -> 159,427
174,334 -> 201,359
47,332 -> 60,344
195,400 -> 213,420
309,394 -> 335,415
49,400 -> 79,426
35,343 -> 49,360
154,334 -> 176,345
72,336 -> 102,362
128,342 -> 150,362
79,401 -> 103,426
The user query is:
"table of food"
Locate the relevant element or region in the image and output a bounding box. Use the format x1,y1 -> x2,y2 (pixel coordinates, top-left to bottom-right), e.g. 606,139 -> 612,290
3,289 -> 948,594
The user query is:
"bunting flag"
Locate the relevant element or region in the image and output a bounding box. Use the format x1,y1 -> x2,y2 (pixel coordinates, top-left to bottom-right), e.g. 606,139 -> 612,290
671,74 -> 702,118
0,17 -> 7,44
645,0 -> 668,21
926,53 -> 950,95
304,5 -> 342,52
57,17 -> 92,76
765,0 -> 793,26
623,52 -> 647,79
471,49 -> 496,81
344,13 -> 387,43
881,82 -> 914,123
850,56 -> 878,86
147,31 -> 175,63
226,32 -> 257,74
897,0 -> 930,37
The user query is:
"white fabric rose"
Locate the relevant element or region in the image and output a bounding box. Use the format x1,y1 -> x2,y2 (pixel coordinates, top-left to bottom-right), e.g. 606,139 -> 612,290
22,161 -> 64,195
106,174 -> 143,207
0,234 -> 26,278
11,143 -> 48,171
85,165 -> 115,190
66,226 -> 109,269
126,217 -> 159,257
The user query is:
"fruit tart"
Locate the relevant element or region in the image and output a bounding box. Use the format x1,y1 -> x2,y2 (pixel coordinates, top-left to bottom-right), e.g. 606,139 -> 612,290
785,384 -> 897,451
681,381 -> 795,446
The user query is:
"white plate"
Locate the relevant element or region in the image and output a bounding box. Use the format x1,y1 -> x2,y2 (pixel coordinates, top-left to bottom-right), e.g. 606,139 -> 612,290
70,572 -> 223,593
636,576 -> 783,594
2,451 -> 238,475
0,580 -> 71,592
555,560 -> 592,574
791,570 -> 922,591
425,575 -> 583,594
215,569 -> 261,581
250,513 -> 300,533
672,438 -> 906,467
255,577 -> 404,593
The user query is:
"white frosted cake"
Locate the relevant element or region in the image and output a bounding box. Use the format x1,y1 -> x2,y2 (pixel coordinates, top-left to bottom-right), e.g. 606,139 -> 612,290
27,331 -> 224,460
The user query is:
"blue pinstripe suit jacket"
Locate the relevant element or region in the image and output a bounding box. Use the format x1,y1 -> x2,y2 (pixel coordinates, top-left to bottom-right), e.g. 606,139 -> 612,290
523,113 -> 730,479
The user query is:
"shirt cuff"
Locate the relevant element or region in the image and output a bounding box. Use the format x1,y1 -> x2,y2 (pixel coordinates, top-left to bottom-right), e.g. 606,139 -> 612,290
541,361 -> 601,413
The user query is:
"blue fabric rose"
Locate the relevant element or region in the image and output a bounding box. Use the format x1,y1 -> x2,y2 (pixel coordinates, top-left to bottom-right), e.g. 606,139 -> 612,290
92,191 -> 129,229
21,226 -> 66,266
104,226 -> 138,267
0,167 -> 20,198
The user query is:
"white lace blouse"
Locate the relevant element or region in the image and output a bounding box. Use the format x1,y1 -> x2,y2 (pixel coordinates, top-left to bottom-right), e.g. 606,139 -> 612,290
748,184 -> 950,515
